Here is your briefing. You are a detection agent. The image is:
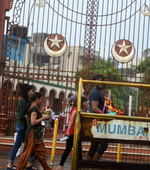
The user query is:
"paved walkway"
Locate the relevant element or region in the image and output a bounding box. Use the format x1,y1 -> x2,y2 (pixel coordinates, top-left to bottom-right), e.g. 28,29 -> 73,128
0,152 -> 71,170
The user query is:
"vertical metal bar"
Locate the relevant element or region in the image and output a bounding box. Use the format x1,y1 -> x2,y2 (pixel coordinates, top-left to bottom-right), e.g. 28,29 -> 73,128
128,95 -> 132,116
107,0 -> 114,60
132,0 -> 137,82
77,78 -> 83,112
72,112 -> 81,170
66,0 -> 75,90
116,143 -> 122,163
98,0 -> 104,60
62,0 -> 69,75
72,78 -> 83,170
77,0 -> 85,71
70,0 -> 80,90
59,0 -> 65,89
103,0 -> 109,60
50,118 -> 59,165
136,0 -> 142,76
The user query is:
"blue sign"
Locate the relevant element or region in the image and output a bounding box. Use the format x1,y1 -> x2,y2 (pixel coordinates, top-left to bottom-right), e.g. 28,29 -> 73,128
4,35 -> 28,64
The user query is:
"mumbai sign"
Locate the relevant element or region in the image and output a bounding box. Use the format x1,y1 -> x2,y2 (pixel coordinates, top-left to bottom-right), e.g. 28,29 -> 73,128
91,119 -> 150,141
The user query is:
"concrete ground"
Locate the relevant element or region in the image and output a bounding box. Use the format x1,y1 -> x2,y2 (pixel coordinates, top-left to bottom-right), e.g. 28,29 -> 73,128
0,151 -> 71,170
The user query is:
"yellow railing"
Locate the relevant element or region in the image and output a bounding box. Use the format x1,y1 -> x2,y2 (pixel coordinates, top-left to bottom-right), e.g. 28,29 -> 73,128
71,78 -> 150,170
50,118 -> 59,165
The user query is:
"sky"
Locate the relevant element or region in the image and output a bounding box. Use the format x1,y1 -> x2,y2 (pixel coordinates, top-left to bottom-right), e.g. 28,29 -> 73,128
6,0 -> 150,66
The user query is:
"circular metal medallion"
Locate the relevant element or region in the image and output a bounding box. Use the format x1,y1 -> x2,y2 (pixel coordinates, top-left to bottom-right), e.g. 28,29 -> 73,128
44,34 -> 67,57
141,4 -> 150,16
112,39 -> 135,63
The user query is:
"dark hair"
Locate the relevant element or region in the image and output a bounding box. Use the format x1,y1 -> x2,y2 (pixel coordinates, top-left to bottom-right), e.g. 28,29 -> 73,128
92,74 -> 105,90
30,92 -> 42,102
81,96 -> 88,107
92,74 -> 104,81
39,86 -> 47,97
27,84 -> 36,92
72,96 -> 87,108
17,83 -> 32,101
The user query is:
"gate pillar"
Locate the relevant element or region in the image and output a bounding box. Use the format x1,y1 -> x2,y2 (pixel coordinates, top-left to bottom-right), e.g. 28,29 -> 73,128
0,0 -> 13,74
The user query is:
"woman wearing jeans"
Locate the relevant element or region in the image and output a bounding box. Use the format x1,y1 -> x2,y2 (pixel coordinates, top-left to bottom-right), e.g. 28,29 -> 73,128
7,84 -> 35,170
16,92 -> 51,170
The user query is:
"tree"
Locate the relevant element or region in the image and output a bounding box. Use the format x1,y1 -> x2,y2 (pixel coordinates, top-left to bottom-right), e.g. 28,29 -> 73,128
77,59 -> 136,112
137,57 -> 150,115
138,58 -> 150,73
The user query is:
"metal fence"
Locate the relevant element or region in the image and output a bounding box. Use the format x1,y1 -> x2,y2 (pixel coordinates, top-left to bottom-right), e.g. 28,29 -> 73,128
1,0 -> 150,136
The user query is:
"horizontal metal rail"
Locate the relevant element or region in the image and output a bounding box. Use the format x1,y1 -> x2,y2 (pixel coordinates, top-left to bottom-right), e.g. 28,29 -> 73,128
4,71 -> 76,83
80,112 -> 150,121
82,80 -> 150,88
1,137 -> 150,156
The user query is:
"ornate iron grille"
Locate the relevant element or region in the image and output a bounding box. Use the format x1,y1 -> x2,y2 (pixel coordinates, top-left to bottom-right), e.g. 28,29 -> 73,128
1,0 -> 150,135
2,0 -> 150,83
84,0 -> 99,62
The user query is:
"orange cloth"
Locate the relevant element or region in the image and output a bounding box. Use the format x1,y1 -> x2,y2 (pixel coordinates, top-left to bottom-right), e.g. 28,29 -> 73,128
104,97 -> 124,115
16,129 -> 51,170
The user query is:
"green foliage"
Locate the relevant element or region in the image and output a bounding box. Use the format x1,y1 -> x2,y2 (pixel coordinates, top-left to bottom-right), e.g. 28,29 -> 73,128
77,59 -> 136,112
137,58 -> 150,73
137,57 -> 150,109
89,60 -> 121,80
110,86 -> 136,111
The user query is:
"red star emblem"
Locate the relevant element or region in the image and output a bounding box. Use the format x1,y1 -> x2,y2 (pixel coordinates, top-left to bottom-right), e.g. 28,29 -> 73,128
112,39 -> 135,63
47,34 -> 65,51
44,34 -> 67,57
115,40 -> 132,57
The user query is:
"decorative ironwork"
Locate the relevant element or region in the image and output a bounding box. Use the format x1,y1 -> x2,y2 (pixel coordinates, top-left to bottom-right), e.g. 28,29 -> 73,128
1,0 -> 150,137
4,0 -> 149,82
84,0 -> 99,62
12,0 -> 25,25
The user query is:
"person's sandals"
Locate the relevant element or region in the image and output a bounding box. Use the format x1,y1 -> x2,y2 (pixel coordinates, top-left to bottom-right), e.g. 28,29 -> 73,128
6,165 -> 16,170
26,166 -> 38,170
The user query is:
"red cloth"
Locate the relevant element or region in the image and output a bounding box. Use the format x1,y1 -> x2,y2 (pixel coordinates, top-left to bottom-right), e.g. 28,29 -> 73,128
65,107 -> 77,136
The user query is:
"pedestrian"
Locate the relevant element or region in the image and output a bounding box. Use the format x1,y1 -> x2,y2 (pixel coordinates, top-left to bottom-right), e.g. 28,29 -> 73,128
16,92 -> 51,170
87,74 -> 108,161
55,96 -> 88,170
7,83 -> 35,170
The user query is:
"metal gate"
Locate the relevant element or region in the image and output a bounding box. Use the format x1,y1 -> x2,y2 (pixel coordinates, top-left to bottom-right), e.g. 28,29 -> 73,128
72,79 -> 150,170
0,0 -> 150,136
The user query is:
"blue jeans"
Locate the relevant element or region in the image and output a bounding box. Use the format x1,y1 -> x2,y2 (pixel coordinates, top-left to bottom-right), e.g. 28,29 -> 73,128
9,124 -> 26,163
